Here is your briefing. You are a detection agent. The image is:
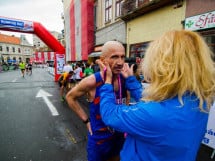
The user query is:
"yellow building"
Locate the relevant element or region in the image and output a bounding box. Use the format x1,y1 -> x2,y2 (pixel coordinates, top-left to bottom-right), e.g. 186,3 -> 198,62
121,0 -> 185,58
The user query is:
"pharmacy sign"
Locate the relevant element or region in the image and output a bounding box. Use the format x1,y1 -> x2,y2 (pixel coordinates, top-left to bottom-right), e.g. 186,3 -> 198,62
185,10 -> 215,31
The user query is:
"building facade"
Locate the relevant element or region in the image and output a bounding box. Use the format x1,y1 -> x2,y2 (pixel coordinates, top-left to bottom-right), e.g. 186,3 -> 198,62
121,0 -> 185,59
33,51 -> 55,64
184,0 -> 215,60
33,31 -> 63,52
62,0 -> 72,61
62,0 -> 215,63
0,33 -> 34,64
62,0 -> 126,61
94,0 -> 126,48
63,0 -> 94,61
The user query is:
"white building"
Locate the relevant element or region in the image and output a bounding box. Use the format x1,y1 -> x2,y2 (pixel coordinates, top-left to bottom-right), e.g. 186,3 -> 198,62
33,31 -> 63,52
0,33 -> 34,64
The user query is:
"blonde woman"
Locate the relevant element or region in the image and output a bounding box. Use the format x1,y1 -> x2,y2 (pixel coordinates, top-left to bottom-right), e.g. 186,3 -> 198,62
97,30 -> 215,161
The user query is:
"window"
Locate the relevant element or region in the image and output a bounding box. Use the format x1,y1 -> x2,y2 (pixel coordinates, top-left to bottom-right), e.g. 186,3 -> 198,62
12,47 -> 15,52
105,0 -> 112,22
130,42 -> 150,59
0,46 -> 2,51
6,47 -> 9,52
136,0 -> 145,7
138,0 -> 144,6
115,0 -> 123,18
18,48 -> 21,53
200,30 -> 215,61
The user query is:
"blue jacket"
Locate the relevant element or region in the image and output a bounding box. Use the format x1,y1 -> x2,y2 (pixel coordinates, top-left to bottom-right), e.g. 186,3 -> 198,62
99,76 -> 208,161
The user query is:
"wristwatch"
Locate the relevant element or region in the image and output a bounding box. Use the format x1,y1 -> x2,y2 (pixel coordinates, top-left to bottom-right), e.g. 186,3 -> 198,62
83,118 -> 90,124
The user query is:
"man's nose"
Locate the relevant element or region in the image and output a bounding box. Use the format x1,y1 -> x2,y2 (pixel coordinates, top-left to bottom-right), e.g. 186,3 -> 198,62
117,58 -> 124,65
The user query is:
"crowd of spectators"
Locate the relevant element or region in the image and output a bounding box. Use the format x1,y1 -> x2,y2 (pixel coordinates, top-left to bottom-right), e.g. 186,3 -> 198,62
58,60 -> 100,102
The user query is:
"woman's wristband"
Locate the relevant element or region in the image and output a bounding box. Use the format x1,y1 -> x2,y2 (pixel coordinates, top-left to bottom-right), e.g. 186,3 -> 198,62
83,118 -> 90,124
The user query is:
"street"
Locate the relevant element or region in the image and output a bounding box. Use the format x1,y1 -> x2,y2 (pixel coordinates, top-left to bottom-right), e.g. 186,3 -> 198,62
0,67 -> 88,161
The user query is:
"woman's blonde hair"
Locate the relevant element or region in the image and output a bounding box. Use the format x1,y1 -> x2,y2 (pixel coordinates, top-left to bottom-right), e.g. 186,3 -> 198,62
142,30 -> 215,111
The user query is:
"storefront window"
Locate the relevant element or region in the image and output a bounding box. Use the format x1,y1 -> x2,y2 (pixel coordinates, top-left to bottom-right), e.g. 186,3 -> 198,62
130,42 -> 150,59
200,30 -> 215,61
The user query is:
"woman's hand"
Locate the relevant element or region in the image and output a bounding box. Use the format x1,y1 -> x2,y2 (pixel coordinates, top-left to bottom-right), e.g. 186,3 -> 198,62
96,59 -> 112,84
121,63 -> 134,78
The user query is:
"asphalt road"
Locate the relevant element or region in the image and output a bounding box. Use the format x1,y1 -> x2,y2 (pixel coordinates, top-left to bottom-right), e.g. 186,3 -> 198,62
0,67 -> 88,161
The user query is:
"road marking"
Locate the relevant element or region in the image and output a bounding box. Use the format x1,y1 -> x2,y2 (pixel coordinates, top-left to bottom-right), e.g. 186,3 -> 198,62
36,89 -> 59,116
65,128 -> 77,144
12,78 -> 17,82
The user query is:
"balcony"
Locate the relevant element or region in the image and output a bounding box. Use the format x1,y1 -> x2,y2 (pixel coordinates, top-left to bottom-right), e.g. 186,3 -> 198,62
121,0 -> 175,21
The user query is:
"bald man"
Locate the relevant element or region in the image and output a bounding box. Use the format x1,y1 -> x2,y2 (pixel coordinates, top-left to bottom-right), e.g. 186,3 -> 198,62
66,41 -> 127,161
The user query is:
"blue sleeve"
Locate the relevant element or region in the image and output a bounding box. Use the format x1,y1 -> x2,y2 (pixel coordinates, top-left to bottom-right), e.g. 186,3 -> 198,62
100,85 -> 209,146
99,84 -> 157,137
125,76 -> 142,102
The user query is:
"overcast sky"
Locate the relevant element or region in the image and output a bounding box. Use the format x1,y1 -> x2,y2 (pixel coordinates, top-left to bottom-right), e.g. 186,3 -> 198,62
0,0 -> 64,44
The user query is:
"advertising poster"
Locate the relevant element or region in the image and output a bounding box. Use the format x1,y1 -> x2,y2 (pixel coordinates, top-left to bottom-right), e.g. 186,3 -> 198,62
56,54 -> 65,75
202,102 -> 215,149
0,17 -> 34,32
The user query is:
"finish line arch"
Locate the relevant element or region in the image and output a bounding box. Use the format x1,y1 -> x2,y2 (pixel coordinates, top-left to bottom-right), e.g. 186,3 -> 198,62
0,16 -> 65,81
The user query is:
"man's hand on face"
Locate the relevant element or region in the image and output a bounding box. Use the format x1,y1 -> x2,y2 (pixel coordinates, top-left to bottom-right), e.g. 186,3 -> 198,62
121,63 -> 134,78
96,59 -> 112,84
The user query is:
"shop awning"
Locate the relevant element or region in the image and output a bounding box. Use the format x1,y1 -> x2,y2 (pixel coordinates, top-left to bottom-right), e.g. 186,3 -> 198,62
88,51 -> 102,57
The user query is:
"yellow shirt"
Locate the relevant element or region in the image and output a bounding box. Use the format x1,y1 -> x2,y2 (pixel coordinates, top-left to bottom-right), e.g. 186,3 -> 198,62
58,72 -> 69,83
19,62 -> 25,69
